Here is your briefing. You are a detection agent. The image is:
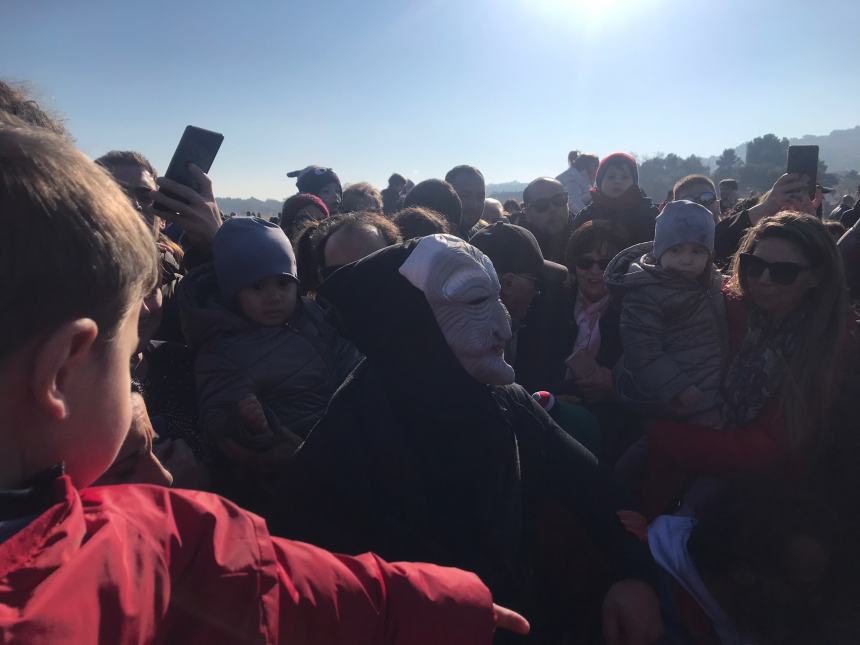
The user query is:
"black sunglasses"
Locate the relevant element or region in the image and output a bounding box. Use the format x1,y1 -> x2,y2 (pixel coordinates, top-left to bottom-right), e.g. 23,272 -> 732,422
575,257 -> 611,271
688,191 -> 717,207
528,192 -> 568,214
739,253 -> 813,285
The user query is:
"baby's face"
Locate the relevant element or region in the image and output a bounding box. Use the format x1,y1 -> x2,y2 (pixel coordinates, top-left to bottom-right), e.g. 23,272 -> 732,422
237,275 -> 298,326
660,243 -> 710,278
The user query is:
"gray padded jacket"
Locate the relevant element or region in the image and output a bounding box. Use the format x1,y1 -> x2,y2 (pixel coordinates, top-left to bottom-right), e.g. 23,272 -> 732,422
178,264 -> 361,449
604,242 -> 728,423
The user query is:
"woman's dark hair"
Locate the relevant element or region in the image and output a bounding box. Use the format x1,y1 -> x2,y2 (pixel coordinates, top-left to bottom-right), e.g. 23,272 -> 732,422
294,220 -> 323,296
729,212 -> 848,451
403,179 -> 462,230
564,220 -> 627,273
391,206 -> 450,240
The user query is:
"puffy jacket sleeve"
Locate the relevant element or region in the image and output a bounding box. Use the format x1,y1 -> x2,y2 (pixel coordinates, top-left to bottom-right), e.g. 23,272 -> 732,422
194,347 -> 259,443
617,288 -> 693,403
157,488 -> 496,645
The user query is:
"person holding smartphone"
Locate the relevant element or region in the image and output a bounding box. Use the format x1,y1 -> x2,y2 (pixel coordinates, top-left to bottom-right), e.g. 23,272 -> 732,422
714,174 -> 822,268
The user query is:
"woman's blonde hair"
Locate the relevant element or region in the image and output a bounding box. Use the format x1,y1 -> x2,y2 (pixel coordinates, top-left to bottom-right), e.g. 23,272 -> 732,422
728,211 -> 848,450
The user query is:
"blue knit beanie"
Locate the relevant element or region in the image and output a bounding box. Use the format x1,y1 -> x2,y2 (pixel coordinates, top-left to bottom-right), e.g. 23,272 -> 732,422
213,217 -> 298,301
653,200 -> 715,260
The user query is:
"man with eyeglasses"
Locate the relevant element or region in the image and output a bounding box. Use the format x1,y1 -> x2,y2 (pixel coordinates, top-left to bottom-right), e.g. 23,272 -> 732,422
519,177 -> 572,263
672,175 -> 721,223
470,222 -> 568,364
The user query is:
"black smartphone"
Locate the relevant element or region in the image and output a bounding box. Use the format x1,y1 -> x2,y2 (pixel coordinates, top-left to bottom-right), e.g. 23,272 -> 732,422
164,125 -> 224,193
786,145 -> 818,198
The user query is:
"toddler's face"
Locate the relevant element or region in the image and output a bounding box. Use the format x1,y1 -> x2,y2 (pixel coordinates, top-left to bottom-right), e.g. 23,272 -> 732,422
600,164 -> 634,199
237,276 -> 298,326
660,243 -> 710,278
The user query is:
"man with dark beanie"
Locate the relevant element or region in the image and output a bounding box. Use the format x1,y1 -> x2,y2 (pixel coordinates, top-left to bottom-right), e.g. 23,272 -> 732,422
287,165 -> 342,214
572,152 -> 658,247
445,165 -> 486,239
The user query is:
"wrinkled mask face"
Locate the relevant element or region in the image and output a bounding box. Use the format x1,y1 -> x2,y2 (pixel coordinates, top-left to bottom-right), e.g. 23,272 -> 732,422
399,234 -> 515,385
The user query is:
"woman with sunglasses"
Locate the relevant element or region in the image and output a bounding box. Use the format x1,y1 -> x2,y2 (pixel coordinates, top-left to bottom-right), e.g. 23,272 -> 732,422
556,221 -> 645,463
571,153 -> 659,248
639,211 -> 854,518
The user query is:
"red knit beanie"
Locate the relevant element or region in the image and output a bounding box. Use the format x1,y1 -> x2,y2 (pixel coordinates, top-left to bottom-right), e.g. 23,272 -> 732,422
596,152 -> 639,190
281,193 -> 330,221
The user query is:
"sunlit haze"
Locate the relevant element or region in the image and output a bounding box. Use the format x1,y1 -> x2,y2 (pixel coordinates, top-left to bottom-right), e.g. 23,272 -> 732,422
3,0 -> 858,199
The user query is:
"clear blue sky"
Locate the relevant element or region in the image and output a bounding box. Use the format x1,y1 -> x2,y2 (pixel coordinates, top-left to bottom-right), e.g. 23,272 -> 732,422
3,0 -> 859,199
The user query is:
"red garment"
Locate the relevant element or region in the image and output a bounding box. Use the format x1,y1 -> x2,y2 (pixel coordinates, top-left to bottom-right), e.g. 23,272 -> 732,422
640,288 -> 858,517
0,476 -> 495,644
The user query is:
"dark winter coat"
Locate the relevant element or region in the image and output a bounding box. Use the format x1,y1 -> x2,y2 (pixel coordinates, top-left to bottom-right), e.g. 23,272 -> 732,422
714,209 -> 752,268
572,192 -> 658,247
178,263 -> 360,448
605,242 -> 728,421
269,241 -> 658,625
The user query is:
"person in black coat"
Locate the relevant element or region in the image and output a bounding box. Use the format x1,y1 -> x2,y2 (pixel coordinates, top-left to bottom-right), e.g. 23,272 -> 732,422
269,235 -> 663,644
571,153 -> 658,247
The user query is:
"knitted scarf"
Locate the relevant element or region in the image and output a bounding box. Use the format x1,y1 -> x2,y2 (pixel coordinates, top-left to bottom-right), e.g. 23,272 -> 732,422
721,305 -> 806,429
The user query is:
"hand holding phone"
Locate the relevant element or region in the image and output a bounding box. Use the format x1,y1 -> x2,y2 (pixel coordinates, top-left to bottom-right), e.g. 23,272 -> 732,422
151,163 -> 221,249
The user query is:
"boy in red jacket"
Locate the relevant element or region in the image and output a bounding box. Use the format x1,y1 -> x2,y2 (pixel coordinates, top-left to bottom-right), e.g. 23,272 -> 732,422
0,121 -> 528,643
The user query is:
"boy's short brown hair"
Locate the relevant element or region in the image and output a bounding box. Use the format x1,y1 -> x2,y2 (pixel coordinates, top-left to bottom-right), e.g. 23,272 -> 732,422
672,174 -> 716,199
0,125 -> 159,359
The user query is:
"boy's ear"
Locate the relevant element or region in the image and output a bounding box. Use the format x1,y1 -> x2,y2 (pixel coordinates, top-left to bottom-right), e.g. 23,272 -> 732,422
32,319 -> 99,421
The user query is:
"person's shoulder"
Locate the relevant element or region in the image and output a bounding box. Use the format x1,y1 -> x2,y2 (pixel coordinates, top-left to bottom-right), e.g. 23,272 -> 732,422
81,484 -> 263,544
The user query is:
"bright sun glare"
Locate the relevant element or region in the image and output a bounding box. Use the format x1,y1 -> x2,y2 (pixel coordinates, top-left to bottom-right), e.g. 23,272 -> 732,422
526,0 -> 645,26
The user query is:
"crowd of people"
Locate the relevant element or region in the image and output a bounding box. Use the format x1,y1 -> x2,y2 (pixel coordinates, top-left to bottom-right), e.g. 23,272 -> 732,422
2,78 -> 860,644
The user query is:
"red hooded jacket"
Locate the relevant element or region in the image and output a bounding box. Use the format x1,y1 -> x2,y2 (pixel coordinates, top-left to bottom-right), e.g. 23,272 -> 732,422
0,476 -> 495,644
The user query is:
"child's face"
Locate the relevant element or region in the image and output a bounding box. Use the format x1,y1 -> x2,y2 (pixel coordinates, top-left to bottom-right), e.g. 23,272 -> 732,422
237,276 -> 298,326
600,164 -> 634,199
659,243 -> 710,278
318,183 -> 342,213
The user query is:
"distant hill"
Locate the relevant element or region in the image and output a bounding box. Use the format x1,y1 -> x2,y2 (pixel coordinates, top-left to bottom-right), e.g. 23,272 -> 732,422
703,125 -> 860,172
487,181 -> 527,201
790,126 -> 860,172
217,196 -> 283,216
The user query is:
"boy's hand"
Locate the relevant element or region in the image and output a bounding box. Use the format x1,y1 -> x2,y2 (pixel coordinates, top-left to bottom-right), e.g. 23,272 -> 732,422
151,164 -> 221,249
676,385 -> 704,408
493,604 -> 530,636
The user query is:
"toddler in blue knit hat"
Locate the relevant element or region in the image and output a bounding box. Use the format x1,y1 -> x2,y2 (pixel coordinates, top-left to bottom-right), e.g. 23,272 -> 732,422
605,201 -> 727,426
178,217 -> 360,505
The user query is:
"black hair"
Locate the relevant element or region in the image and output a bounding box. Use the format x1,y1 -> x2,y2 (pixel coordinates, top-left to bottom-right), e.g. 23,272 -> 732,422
444,165 -> 484,185
403,179 -> 462,229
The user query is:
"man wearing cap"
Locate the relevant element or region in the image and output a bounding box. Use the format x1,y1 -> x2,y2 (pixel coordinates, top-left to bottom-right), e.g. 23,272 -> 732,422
470,223 -> 567,365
